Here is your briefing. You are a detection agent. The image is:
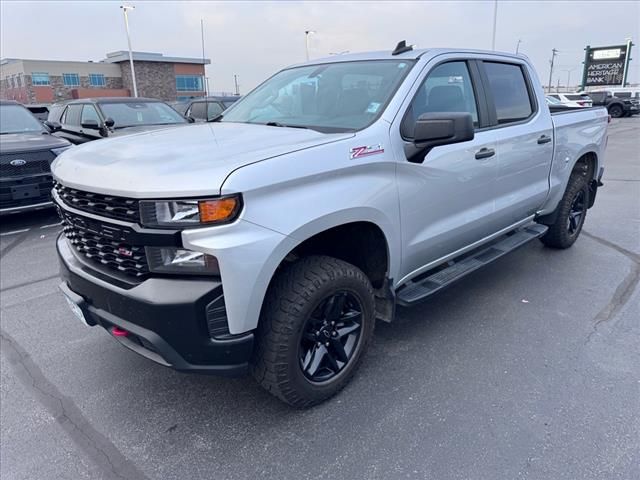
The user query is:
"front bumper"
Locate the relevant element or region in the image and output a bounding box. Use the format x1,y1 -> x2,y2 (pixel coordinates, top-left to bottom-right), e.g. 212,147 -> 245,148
57,234 -> 254,376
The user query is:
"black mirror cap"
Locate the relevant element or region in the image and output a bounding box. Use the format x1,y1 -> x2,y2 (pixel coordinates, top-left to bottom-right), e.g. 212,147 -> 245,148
44,120 -> 61,132
408,112 -> 474,163
186,116 -> 196,123
104,117 -> 115,128
81,119 -> 101,130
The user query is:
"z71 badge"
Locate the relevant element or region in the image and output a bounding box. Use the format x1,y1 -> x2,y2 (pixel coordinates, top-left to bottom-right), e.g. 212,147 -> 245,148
350,144 -> 384,159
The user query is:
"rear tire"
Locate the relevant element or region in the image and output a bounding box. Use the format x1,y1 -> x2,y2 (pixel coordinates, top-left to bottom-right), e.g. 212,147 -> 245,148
251,255 -> 375,408
540,173 -> 589,249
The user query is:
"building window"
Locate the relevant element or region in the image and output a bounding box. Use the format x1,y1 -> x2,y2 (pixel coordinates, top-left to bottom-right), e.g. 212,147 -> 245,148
176,75 -> 203,92
16,74 -> 22,87
10,76 -> 15,88
89,73 -> 106,87
62,73 -> 80,87
32,72 -> 50,86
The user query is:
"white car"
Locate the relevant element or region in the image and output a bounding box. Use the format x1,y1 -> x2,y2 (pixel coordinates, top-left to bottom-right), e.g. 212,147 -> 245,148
547,93 -> 592,108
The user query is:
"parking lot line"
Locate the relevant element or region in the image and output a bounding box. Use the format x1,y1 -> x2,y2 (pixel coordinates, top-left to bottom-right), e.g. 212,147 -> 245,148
0,229 -> 29,237
40,222 -> 62,229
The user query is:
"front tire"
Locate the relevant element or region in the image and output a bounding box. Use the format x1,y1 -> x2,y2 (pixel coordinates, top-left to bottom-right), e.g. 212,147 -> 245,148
540,173 -> 589,249
251,256 -> 375,408
608,104 -> 624,118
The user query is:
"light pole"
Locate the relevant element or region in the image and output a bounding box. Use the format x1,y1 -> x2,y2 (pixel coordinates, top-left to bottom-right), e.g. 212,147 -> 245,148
305,30 -> 316,61
562,68 -> 576,91
491,0 -> 498,50
120,5 -> 138,97
515,39 -> 522,54
547,48 -> 558,91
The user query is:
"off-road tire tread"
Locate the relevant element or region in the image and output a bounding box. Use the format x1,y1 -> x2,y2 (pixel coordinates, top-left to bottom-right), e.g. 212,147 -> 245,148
251,255 -> 375,408
540,172 -> 589,249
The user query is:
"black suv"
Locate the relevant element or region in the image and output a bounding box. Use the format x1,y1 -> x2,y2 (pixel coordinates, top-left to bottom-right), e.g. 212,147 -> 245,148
585,91 -> 639,118
0,100 -> 71,214
180,96 -> 240,122
47,97 -> 188,144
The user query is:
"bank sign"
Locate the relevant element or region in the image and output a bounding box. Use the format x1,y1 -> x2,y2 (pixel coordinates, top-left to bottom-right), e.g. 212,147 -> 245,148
584,45 -> 629,86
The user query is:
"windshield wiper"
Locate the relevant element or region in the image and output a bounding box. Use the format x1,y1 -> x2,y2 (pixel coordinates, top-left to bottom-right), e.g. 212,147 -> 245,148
264,121 -> 310,130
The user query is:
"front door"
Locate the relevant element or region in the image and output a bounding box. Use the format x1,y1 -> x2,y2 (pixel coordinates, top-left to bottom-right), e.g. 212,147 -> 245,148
394,59 -> 499,283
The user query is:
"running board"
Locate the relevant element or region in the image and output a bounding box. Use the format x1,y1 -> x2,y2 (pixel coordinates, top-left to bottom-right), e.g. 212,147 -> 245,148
396,223 -> 548,305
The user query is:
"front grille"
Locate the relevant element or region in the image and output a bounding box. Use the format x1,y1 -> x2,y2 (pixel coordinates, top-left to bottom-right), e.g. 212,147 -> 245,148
54,181 -> 140,223
59,209 -> 149,278
0,175 -> 53,210
0,150 -> 55,178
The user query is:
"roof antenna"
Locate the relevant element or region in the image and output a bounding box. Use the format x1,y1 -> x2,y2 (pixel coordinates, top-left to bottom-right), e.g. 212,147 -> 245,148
392,40 -> 413,55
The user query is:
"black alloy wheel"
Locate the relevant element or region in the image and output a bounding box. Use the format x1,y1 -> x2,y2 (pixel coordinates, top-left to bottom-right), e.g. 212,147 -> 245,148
567,189 -> 586,235
299,291 -> 363,383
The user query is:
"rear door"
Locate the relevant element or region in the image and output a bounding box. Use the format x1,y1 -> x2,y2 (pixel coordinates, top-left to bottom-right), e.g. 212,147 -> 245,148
479,60 -> 553,227
394,58 -> 500,281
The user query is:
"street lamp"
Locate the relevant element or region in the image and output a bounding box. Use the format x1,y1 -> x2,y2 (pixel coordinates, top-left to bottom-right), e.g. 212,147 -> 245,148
305,30 -> 316,61
491,0 -> 498,50
120,4 -> 138,97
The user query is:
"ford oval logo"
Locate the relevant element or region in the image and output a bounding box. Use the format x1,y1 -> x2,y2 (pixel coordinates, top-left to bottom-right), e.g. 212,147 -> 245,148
10,159 -> 27,166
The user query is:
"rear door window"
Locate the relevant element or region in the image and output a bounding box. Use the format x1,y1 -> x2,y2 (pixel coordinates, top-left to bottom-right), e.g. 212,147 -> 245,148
207,102 -> 224,119
189,102 -> 207,120
63,104 -> 82,126
483,62 -> 534,124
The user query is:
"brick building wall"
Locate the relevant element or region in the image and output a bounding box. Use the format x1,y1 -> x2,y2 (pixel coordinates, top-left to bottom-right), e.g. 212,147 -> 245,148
120,61 -> 177,101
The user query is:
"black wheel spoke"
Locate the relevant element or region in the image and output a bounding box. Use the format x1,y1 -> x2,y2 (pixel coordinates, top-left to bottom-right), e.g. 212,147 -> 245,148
336,323 -> 360,338
304,344 -> 327,377
299,290 -> 364,383
330,337 -> 349,363
324,293 -> 346,321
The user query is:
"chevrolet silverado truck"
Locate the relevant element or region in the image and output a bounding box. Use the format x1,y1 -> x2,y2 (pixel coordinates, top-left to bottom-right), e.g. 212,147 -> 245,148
53,44 -> 608,407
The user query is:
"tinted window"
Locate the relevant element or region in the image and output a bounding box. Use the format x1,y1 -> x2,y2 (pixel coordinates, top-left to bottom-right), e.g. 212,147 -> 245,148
549,94 -> 560,100
406,61 -> 479,133
63,105 -> 83,126
189,102 -> 207,119
614,92 -> 631,98
484,62 -> 533,124
565,94 -> 585,100
207,102 -> 224,118
81,105 -> 101,124
176,75 -> 203,92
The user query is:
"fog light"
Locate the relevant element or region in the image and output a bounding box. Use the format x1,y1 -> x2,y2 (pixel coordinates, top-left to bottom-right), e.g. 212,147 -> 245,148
146,246 -> 219,275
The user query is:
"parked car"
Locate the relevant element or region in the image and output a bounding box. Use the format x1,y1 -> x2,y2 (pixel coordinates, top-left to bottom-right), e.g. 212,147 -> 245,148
182,96 -> 241,122
582,90 -> 639,118
25,104 -> 50,122
546,93 -> 592,108
47,97 -> 188,144
53,44 -> 608,407
0,100 -> 71,214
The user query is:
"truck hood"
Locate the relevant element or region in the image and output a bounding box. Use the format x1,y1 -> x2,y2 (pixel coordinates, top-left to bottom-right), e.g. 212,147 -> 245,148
52,122 -> 352,198
0,132 -> 70,154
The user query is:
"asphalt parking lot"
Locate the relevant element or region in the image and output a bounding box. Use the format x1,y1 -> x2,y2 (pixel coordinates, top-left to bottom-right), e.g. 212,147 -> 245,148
1,117 -> 639,480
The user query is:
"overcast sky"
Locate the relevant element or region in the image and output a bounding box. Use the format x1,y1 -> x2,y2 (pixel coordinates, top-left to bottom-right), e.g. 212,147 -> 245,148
1,0 -> 639,94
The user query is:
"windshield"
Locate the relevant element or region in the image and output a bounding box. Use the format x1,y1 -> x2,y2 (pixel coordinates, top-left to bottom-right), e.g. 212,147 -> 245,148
222,60 -> 414,132
98,101 -> 187,128
0,104 -> 45,134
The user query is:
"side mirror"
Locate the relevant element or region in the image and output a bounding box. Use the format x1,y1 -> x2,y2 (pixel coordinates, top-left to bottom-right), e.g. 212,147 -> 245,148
81,119 -> 101,130
104,117 -> 115,128
407,112 -> 474,163
186,116 -> 196,123
44,120 -> 61,132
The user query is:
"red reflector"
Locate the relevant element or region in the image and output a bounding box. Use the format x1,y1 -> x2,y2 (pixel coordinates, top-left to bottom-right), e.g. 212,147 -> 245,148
112,327 -> 128,337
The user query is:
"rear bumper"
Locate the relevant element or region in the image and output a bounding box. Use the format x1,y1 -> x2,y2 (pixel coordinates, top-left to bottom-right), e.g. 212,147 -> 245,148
57,234 -> 254,376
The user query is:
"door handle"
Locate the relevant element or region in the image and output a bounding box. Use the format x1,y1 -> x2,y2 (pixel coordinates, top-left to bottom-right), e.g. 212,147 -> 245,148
537,135 -> 552,145
475,147 -> 495,160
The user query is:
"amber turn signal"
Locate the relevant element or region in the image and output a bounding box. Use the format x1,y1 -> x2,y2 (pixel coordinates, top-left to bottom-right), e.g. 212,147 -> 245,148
198,197 -> 239,223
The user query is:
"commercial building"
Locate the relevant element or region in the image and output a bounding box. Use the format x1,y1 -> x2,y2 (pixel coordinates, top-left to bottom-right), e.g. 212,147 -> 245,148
0,51 -> 210,104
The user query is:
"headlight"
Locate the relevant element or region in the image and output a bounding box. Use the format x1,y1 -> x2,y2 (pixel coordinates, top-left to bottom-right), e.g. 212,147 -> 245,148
51,146 -> 72,156
146,247 -> 220,275
139,195 -> 242,228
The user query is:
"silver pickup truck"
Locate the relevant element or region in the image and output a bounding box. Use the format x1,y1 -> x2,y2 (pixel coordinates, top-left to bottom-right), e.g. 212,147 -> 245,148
53,44 -> 608,407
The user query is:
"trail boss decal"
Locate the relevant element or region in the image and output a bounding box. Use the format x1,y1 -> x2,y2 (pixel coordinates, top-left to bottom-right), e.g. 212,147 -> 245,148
350,144 -> 384,159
